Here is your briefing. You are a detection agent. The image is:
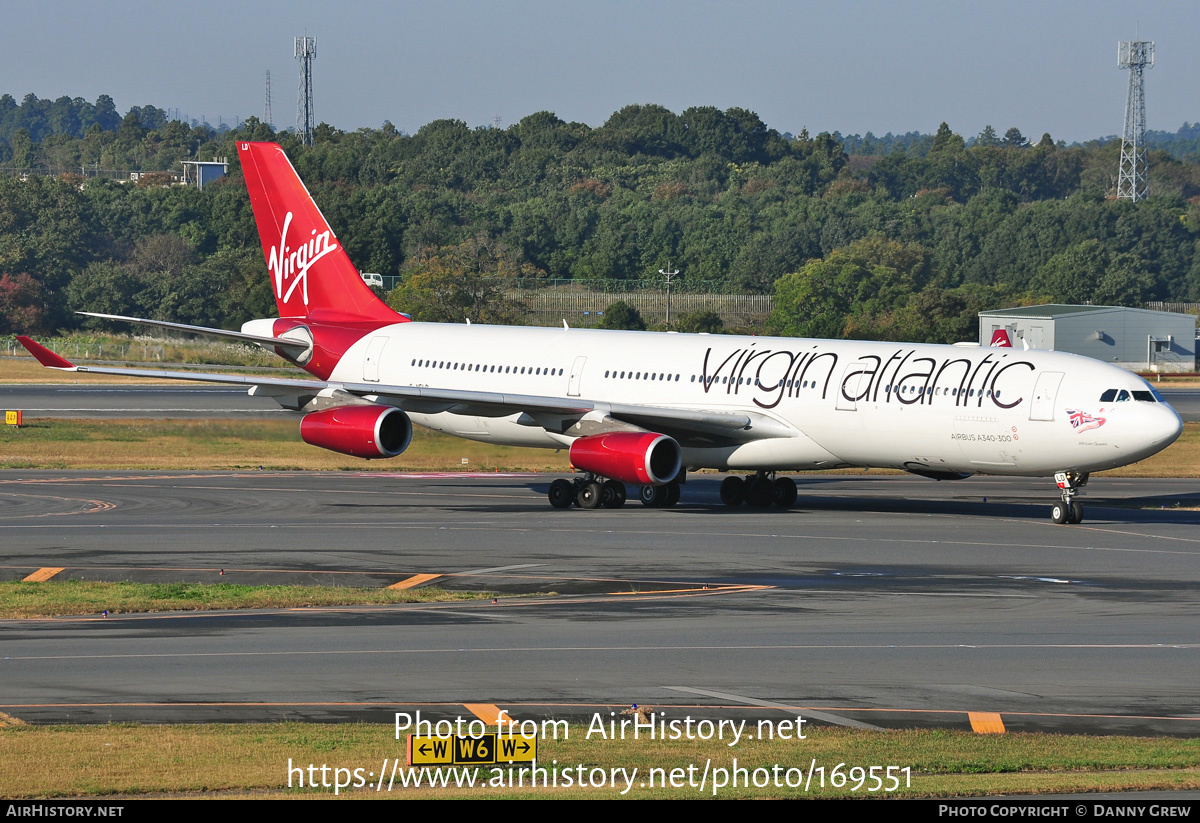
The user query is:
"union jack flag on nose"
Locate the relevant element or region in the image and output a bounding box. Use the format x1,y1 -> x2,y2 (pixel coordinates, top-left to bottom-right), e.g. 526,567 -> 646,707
1066,409 -> 1106,433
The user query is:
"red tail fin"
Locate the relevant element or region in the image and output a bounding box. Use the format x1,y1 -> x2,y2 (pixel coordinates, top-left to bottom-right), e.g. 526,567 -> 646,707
989,329 -> 1012,348
238,142 -> 400,323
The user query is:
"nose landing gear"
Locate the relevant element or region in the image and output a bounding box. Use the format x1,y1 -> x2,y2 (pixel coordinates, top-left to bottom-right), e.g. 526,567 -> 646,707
1051,471 -> 1088,524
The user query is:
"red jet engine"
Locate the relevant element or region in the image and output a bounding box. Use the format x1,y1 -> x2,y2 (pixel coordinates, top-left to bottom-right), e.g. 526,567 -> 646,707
568,432 -> 682,486
300,405 -> 412,459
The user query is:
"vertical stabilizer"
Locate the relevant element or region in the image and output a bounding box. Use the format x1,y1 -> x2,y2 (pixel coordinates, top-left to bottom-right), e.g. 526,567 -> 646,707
237,142 -> 399,323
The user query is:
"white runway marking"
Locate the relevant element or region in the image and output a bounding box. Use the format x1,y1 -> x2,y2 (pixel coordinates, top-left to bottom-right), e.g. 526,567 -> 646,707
663,686 -> 882,730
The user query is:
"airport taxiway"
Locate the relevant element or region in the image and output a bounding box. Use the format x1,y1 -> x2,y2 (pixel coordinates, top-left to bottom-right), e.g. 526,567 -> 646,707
1,471 -> 1197,735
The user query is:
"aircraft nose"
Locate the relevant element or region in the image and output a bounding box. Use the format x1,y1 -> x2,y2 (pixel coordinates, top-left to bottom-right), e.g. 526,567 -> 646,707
1148,402 -> 1184,451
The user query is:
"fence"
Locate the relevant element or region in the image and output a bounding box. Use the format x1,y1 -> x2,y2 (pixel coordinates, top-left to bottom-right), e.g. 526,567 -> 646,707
366,274 -> 775,326
2,338 -> 163,361
2,335 -> 278,367
1145,301 -> 1200,318
0,167 -> 182,183
507,287 -> 773,326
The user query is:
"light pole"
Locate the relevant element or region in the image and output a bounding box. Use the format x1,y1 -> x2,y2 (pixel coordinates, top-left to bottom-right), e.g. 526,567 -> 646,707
659,264 -> 680,329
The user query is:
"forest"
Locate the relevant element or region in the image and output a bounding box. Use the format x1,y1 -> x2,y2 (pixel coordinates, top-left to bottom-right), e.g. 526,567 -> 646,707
3,92 -> 1200,344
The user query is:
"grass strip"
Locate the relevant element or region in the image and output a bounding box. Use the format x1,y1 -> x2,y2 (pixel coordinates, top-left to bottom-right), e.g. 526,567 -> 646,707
1104,419 -> 1200,477
2,333 -> 284,371
0,358 -> 300,384
0,723 -> 1197,798
0,581 -> 492,619
1,418 -> 1198,477
0,419 -> 573,472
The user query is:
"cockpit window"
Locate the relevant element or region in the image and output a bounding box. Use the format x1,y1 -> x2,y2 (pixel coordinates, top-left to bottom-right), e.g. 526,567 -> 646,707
1102,387 -> 1159,403
1139,380 -> 1166,403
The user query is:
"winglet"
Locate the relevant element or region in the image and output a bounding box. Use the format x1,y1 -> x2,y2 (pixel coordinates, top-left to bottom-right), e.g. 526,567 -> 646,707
16,336 -> 76,370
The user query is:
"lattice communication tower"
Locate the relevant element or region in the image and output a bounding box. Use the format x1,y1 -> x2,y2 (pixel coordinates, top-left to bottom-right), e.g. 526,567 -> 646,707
295,36 -> 316,145
1116,39 -> 1154,201
264,70 -> 273,129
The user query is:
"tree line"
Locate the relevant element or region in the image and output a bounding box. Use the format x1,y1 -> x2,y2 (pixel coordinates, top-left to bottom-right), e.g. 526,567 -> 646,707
3,96 -> 1200,344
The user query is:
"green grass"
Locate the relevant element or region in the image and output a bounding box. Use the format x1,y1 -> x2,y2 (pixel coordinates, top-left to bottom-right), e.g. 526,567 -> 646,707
0,723 -> 1196,798
2,417 -> 1197,477
2,332 -> 285,369
0,418 -> 573,472
0,580 -> 494,619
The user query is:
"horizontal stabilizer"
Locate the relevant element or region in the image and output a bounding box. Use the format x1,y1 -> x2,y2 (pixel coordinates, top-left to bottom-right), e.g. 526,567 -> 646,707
77,312 -> 311,357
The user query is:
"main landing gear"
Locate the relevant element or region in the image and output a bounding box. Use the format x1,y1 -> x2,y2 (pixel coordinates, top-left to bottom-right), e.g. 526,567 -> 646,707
1050,471 -> 1088,525
548,476 -> 628,509
547,475 -> 683,509
639,481 -> 680,508
719,471 -> 797,509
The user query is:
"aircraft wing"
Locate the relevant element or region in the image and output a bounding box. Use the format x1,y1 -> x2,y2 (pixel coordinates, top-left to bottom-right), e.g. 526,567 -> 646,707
16,336 -> 792,446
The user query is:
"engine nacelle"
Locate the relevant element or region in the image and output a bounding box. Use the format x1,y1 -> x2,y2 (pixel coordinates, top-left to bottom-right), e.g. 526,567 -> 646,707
299,405 -> 412,459
568,431 -> 682,486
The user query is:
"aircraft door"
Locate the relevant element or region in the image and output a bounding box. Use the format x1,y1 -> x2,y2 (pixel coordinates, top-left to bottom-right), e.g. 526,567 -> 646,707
363,335 -> 388,383
568,356 -> 587,396
835,363 -> 869,411
1028,371 -> 1063,421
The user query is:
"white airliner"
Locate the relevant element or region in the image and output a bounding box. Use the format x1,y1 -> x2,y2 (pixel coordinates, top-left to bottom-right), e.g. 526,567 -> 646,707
18,142 -> 1183,524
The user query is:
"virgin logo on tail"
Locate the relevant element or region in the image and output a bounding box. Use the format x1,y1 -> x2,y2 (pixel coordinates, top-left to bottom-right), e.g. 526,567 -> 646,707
266,211 -> 339,308
990,330 -> 1013,348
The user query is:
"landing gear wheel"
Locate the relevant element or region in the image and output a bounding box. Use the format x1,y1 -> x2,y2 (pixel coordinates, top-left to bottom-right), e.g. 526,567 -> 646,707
577,480 -> 603,510
745,476 -> 774,507
663,482 -> 680,507
1051,470 -> 1088,526
719,476 -> 745,506
1068,501 -> 1084,524
548,479 -> 574,509
639,484 -> 666,507
773,476 -> 797,509
601,480 -> 626,509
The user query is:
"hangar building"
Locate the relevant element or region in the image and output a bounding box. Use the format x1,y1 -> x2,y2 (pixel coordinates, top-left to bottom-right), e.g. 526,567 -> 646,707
978,304 -> 1196,373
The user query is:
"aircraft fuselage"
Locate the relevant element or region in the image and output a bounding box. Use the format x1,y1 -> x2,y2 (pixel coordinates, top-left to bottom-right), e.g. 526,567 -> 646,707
320,321 -> 1183,478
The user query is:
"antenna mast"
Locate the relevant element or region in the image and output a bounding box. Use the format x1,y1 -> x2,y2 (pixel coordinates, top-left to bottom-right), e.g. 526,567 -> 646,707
659,264 -> 680,329
1116,38 -> 1154,201
295,35 -> 316,145
264,70 -> 273,128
